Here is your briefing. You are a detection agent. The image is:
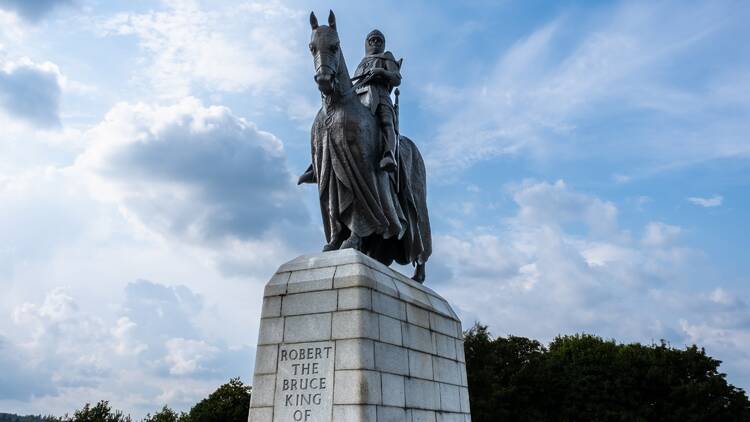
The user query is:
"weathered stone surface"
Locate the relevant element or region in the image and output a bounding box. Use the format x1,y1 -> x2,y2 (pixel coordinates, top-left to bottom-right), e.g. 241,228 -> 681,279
379,315 -> 403,346
332,309 -> 379,340
282,290 -> 337,316
284,313 -> 332,343
338,287 -> 372,310
374,342 -> 408,375
335,338 -> 375,370
332,404 -> 376,422
333,370 -> 382,404
381,374 -> 406,407
248,250 -> 470,421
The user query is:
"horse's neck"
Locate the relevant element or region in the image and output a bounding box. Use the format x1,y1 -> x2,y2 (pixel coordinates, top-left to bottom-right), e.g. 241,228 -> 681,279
336,51 -> 353,93
323,50 -> 354,110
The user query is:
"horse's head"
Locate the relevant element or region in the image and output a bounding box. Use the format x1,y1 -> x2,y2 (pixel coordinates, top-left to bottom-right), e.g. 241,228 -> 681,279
309,10 -> 341,96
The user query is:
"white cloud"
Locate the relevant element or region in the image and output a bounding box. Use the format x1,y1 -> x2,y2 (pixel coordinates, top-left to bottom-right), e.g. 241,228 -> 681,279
76,97 -> 308,245
0,57 -> 63,127
688,195 -> 723,208
642,222 -> 682,247
165,338 -> 219,376
97,0 -> 305,99
424,2 -> 750,175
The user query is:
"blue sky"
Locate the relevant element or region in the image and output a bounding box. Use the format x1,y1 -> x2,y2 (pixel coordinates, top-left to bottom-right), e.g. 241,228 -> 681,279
0,0 -> 748,417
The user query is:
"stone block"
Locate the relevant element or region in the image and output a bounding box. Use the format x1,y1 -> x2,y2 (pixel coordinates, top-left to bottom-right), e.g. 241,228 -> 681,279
377,406 -> 407,422
381,373 -> 406,407
260,296 -> 281,318
282,290 -> 337,316
335,338 -> 375,370
279,249 -> 374,273
332,404 -> 377,422
458,362 -> 468,386
437,413 -> 464,422
408,349 -> 434,380
405,378 -> 439,410
395,281 -> 432,309
379,315 -> 403,346
257,317 -> 283,345
455,339 -> 465,363
459,387 -> 470,413
434,333 -> 457,360
427,294 -> 459,320
253,344 -> 278,375
439,383 -> 461,412
287,266 -> 335,293
406,303 -> 430,329
247,407 -> 273,422
429,313 -> 459,338
373,291 -> 406,320
339,287 -> 372,310
372,270 -> 399,297
249,374 -> 275,407
374,342 -> 408,375
284,313 -> 331,343
332,310 -> 379,340
264,272 -> 289,297
334,370 -> 382,405
433,357 -> 460,385
409,409 -> 437,422
334,263 -> 378,290
403,323 -> 435,354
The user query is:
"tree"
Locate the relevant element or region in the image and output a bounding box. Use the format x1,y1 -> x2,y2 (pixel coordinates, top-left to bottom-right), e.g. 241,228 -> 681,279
57,401 -> 131,422
182,378 -> 251,422
141,406 -> 185,422
464,325 -> 750,422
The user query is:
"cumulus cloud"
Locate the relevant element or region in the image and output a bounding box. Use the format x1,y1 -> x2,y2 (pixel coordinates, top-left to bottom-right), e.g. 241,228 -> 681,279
0,281 -> 253,416
434,180 -> 697,343
77,97 -> 307,244
0,58 -> 62,127
688,195 -> 723,208
0,0 -> 70,22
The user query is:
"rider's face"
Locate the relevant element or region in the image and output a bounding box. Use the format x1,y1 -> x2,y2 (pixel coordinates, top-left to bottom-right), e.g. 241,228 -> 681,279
367,36 -> 384,54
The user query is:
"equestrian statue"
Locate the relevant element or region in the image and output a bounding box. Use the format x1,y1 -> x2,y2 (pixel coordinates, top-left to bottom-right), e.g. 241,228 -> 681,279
298,10 -> 432,283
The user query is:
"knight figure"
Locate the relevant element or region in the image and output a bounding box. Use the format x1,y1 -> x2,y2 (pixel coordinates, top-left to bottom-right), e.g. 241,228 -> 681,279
352,29 -> 401,172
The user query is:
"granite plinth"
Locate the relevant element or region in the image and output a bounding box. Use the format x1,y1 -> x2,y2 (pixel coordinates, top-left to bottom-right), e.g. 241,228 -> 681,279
248,249 -> 471,422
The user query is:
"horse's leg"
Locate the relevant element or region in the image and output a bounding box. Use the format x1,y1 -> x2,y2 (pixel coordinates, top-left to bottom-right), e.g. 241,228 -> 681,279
323,226 -> 348,252
412,262 -> 425,283
340,232 -> 362,251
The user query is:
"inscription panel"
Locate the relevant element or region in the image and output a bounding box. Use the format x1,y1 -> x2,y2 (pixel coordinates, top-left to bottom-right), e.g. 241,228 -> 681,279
274,341 -> 335,422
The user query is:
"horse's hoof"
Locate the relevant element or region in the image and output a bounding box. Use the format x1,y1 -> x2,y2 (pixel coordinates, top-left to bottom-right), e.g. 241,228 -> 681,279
412,263 -> 426,283
340,234 -> 362,251
322,243 -> 339,252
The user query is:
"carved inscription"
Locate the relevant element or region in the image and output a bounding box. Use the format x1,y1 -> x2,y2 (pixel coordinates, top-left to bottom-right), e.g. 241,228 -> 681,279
274,341 -> 335,422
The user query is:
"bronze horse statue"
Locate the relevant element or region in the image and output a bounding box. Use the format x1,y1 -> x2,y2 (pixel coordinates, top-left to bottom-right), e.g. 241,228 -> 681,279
298,10 -> 432,282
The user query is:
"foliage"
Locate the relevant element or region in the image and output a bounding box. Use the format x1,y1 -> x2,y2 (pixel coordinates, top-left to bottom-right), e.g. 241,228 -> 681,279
141,406 -> 185,422
0,414 -> 57,422
57,401 -> 131,422
181,377 -> 251,422
464,323 -> 750,422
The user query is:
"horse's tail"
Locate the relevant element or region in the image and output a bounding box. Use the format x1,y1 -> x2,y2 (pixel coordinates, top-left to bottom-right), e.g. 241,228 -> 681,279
397,135 -> 432,264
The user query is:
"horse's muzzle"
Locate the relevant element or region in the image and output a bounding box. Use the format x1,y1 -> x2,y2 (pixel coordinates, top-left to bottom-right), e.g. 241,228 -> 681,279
314,72 -> 334,94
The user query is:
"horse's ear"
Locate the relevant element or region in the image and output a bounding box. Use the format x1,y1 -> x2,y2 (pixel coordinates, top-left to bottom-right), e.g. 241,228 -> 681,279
310,11 -> 319,30
328,10 -> 336,30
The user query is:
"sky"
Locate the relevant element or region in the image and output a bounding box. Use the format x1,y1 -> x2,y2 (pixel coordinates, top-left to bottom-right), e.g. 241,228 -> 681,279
0,0 -> 749,418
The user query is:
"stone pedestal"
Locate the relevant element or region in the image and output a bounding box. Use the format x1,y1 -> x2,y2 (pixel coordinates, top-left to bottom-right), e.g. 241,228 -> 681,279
248,249 -> 471,422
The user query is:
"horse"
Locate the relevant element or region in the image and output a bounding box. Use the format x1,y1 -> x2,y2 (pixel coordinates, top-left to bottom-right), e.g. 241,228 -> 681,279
299,10 -> 432,282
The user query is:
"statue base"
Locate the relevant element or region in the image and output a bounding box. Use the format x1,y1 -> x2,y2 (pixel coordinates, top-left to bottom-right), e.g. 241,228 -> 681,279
247,249 -> 471,422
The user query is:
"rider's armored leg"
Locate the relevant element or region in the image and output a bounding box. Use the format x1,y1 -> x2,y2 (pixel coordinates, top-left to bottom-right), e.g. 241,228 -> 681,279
376,103 -> 397,172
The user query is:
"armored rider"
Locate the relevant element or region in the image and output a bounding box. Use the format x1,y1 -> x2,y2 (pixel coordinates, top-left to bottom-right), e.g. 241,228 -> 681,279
352,29 -> 401,172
